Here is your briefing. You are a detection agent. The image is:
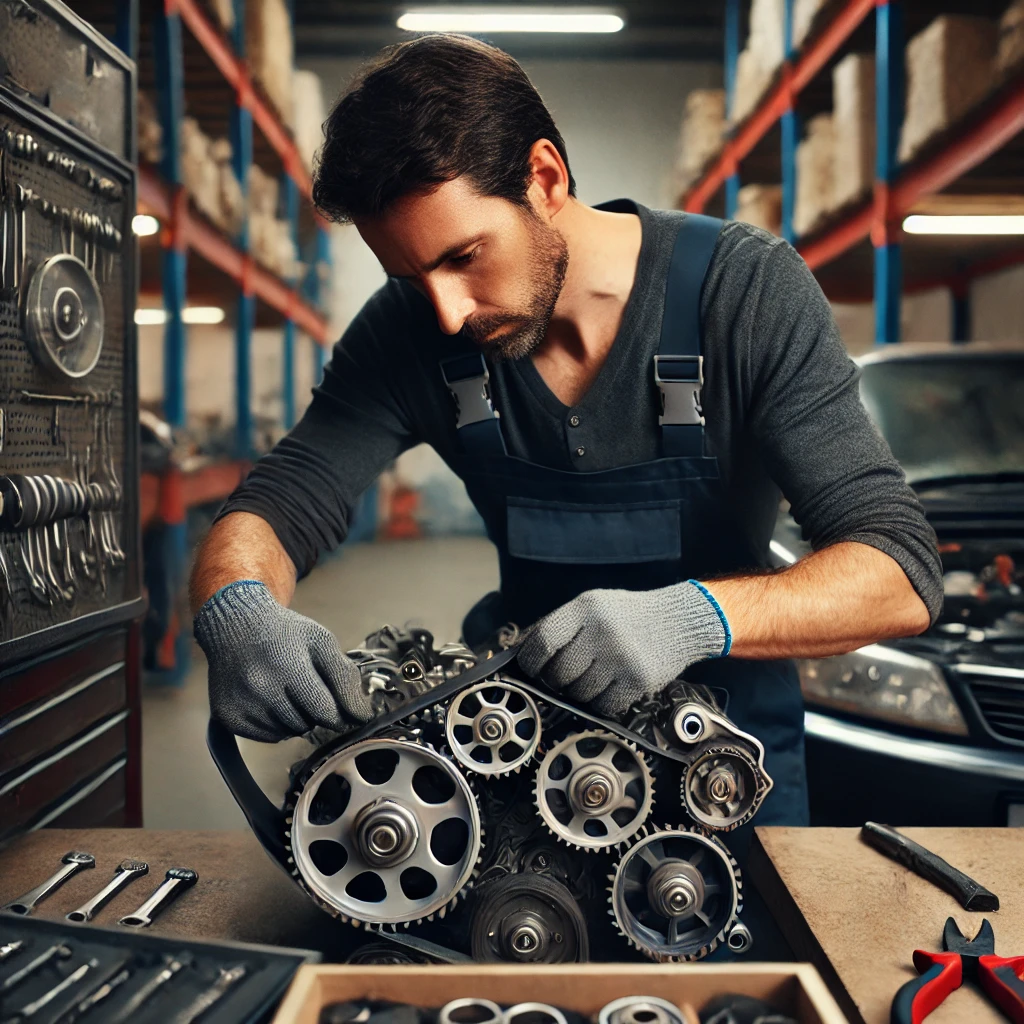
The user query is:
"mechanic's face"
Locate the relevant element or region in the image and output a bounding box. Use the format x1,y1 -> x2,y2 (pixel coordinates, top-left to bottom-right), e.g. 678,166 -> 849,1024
357,177 -> 569,361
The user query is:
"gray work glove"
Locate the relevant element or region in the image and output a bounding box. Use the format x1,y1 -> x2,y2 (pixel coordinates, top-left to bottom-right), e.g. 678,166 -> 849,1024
193,580 -> 374,742
517,580 -> 731,718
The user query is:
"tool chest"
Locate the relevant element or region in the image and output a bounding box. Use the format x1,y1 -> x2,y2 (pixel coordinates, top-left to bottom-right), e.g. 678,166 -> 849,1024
0,0 -> 142,838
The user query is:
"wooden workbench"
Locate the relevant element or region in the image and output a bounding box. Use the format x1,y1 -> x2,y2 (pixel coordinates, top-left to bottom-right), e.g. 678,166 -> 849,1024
749,827 -> 1022,1024
0,829 -> 347,957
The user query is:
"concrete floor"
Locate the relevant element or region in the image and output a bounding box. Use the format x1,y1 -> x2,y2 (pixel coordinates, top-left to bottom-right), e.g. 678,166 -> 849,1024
142,536 -> 499,828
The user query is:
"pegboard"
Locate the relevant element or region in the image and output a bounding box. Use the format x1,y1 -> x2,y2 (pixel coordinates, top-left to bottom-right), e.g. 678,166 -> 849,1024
0,77 -> 140,664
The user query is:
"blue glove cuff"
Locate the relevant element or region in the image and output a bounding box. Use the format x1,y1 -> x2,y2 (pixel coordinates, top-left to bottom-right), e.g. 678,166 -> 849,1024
688,579 -> 732,657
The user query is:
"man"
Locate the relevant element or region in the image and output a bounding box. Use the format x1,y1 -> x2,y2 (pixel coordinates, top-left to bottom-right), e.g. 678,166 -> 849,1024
190,35 -> 942,845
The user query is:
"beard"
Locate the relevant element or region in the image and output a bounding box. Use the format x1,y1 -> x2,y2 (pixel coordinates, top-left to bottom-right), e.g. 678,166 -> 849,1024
460,212 -> 569,362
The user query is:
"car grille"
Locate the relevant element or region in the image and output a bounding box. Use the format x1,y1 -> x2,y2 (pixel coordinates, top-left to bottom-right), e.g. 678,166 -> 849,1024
962,671 -> 1024,744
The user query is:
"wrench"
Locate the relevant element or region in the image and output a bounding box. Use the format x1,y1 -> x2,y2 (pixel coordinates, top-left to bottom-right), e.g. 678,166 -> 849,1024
0,945 -> 71,993
10,957 -> 99,1019
118,867 -> 198,927
0,940 -> 23,963
66,859 -> 148,923
57,964 -> 132,1024
3,851 -> 95,914
106,955 -> 190,1024
170,964 -> 247,1024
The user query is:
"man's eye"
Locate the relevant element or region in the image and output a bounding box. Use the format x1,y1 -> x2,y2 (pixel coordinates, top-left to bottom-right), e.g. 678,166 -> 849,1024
450,248 -> 479,266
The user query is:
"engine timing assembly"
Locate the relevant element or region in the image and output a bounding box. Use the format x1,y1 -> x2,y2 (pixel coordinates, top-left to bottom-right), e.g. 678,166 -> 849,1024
224,625 -> 774,964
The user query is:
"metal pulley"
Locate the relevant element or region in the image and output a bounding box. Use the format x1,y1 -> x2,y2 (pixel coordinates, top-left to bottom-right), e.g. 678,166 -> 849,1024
24,253 -> 104,378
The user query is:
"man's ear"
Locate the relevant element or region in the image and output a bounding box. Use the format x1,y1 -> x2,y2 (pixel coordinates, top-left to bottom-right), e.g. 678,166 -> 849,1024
526,139 -> 571,221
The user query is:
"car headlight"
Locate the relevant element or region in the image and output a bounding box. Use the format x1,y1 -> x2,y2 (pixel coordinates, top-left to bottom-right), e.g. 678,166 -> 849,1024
798,644 -> 968,735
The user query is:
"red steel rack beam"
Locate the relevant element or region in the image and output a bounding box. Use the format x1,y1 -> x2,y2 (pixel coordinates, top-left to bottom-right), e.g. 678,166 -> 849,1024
138,167 -> 330,343
168,0 -> 313,198
799,201 -> 873,269
683,0 -> 877,212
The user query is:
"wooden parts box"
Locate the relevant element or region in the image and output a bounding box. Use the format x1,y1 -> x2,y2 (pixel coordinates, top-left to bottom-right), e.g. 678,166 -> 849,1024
272,963 -> 848,1024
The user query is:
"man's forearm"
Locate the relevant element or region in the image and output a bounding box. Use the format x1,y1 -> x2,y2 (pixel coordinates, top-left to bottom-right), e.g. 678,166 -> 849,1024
188,511 -> 298,613
703,540 -> 931,660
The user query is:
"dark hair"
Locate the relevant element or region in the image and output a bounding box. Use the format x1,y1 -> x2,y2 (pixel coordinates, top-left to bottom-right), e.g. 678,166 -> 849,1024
311,34 -> 576,223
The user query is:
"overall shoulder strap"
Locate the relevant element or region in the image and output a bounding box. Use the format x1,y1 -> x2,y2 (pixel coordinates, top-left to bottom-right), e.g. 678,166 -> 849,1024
656,212 -> 724,458
439,350 -> 507,457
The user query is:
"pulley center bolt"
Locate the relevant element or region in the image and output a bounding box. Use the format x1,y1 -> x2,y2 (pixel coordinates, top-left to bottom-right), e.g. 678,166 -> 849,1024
571,768 -> 616,812
478,712 -> 508,744
504,912 -> 550,961
647,861 -> 705,920
706,765 -> 738,805
355,800 -> 419,868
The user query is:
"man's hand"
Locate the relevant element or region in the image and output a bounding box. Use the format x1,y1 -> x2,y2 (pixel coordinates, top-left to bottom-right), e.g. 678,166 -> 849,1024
193,580 -> 374,742
517,581 -> 730,717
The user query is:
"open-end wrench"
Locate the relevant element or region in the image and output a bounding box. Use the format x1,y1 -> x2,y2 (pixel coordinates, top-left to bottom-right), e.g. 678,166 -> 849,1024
3,851 -> 95,914
171,964 -> 247,1024
0,940 -> 24,963
10,957 -> 100,1020
106,955 -> 190,1024
118,868 -> 198,927
0,945 -> 71,993
55,964 -> 132,1024
66,859 -> 148,923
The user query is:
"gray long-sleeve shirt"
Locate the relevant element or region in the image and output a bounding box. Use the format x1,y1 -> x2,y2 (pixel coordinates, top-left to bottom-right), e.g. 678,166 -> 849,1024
219,200 -> 944,621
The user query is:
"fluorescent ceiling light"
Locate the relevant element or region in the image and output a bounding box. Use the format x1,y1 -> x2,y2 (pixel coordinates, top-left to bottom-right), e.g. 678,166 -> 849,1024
182,306 -> 226,324
903,214 -> 1024,235
134,306 -> 226,326
132,214 -> 160,236
397,7 -> 624,33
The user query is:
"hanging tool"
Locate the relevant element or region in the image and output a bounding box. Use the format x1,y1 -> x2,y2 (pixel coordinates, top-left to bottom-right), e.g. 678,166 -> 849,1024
891,918 -> 1024,1024
862,823 -> 999,912
2,851 -> 95,914
118,867 -> 198,927
66,859 -> 149,923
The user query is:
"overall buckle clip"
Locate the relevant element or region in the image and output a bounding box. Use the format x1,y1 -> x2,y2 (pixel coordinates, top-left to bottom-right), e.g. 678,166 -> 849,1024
654,355 -> 704,427
447,368 -> 499,429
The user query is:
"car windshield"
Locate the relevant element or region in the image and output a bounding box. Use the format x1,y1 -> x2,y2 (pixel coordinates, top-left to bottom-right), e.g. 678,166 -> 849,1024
859,355 -> 1024,484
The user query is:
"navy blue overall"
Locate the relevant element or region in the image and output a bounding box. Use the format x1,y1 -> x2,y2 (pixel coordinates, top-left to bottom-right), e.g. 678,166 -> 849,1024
439,214 -> 809,944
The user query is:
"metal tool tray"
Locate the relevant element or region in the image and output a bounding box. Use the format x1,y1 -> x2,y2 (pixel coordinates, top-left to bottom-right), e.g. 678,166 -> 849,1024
0,912 -> 320,1023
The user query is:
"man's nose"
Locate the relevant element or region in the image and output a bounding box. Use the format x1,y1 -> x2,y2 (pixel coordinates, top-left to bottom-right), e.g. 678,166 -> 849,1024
427,280 -> 476,336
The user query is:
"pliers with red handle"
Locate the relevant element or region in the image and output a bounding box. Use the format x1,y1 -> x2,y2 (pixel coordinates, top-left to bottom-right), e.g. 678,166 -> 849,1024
891,917 -> 1024,1024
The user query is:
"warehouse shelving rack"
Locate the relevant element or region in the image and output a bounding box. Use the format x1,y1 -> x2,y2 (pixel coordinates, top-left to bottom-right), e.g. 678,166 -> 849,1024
681,0 -> 1024,344
82,0 -> 336,676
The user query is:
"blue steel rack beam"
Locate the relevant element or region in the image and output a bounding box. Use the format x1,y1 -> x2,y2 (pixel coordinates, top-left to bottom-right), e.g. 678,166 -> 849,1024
231,0 -> 255,457
873,0 -> 904,344
153,1 -> 191,680
724,0 -> 741,218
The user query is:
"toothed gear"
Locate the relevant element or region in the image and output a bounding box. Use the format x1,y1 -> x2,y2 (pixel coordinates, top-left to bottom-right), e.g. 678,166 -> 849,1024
445,681 -> 542,776
680,744 -> 765,832
469,872 -> 589,963
286,736 -> 481,927
609,824 -> 741,962
534,729 -> 653,851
